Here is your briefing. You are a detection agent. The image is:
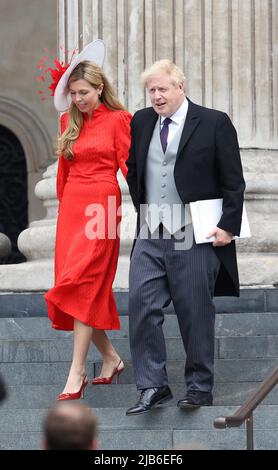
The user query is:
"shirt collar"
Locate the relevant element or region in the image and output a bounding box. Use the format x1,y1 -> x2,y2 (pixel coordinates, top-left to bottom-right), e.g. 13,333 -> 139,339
161,97 -> 188,126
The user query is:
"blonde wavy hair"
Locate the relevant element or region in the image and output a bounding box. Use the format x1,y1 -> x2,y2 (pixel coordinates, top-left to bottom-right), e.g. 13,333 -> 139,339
58,61 -> 125,160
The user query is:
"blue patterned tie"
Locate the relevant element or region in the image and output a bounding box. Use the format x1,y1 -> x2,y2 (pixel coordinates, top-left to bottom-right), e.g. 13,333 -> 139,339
160,117 -> 172,153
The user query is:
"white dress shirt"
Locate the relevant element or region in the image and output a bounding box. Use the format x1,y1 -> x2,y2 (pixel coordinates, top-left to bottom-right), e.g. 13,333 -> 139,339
160,97 -> 189,144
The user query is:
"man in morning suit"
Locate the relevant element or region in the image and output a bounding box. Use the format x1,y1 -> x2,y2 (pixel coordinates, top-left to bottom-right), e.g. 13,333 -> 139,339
126,60 -> 245,416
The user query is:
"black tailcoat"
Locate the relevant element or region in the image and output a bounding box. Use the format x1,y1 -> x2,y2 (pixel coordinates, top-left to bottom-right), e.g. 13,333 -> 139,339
126,99 -> 246,296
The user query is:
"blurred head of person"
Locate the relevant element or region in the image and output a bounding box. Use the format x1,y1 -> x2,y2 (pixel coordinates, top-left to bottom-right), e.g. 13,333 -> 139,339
43,401 -> 98,450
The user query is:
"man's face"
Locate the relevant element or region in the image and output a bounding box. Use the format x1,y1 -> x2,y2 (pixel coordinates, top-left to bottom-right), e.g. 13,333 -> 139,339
147,73 -> 185,117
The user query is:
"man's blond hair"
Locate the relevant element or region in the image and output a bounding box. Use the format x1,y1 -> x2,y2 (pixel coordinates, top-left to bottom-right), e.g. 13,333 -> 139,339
141,59 -> 186,90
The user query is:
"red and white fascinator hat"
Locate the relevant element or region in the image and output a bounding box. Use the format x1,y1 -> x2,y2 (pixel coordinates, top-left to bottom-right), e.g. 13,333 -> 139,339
53,39 -> 105,112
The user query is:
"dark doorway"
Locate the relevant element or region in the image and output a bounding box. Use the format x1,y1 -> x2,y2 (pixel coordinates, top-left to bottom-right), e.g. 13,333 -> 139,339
0,125 -> 28,264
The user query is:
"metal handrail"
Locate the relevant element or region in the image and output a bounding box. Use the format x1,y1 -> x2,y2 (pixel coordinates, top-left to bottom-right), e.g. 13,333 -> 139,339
214,366 -> 278,450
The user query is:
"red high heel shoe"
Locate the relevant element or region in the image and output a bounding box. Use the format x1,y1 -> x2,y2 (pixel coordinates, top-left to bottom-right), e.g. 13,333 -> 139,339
57,376 -> 88,401
92,359 -> 124,385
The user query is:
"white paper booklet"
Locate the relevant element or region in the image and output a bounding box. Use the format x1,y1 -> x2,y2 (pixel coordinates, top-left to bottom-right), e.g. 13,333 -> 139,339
189,198 -> 251,244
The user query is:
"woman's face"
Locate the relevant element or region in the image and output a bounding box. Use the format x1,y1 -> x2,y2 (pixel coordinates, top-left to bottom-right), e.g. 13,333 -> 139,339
69,79 -> 103,114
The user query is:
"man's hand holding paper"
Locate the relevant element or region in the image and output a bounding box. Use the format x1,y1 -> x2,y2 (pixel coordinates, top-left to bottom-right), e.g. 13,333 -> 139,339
206,227 -> 233,247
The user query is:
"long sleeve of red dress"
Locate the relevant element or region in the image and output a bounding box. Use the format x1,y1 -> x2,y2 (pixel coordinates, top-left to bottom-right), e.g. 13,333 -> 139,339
56,113 -> 71,204
114,111 -> 132,179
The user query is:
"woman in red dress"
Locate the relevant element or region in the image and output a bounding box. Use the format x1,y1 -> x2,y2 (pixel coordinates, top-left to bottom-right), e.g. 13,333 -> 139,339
45,41 -> 132,400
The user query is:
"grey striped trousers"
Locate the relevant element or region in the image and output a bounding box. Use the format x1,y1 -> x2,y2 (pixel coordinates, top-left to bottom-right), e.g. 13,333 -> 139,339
128,224 -> 220,392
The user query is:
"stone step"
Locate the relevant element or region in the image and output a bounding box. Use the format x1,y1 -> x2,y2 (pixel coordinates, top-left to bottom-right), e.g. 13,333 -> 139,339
1,312 -> 278,340
0,289 -> 278,318
2,405 -> 278,432
1,359 -> 276,385
1,288 -> 277,452
1,335 -> 278,363
3,429 -> 278,450
3,428 -> 277,450
2,380 -> 278,409
1,406 -> 278,450
218,336 -> 278,359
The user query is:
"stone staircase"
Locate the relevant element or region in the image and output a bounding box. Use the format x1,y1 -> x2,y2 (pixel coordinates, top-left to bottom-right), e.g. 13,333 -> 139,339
0,289 -> 278,450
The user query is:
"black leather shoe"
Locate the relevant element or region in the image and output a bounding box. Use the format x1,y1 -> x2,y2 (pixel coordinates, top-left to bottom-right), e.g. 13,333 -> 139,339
177,390 -> 213,409
126,386 -> 173,416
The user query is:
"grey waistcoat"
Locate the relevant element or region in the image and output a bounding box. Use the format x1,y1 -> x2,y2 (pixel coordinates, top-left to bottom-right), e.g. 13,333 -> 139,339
144,117 -> 192,234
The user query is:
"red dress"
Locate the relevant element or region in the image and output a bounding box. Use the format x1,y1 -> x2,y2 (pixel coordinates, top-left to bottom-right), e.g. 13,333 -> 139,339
45,103 -> 132,331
